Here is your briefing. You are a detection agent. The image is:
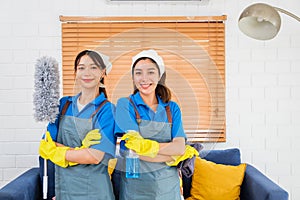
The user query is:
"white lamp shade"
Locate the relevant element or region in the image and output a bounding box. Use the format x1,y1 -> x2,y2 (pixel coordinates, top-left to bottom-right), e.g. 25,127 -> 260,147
238,3 -> 281,40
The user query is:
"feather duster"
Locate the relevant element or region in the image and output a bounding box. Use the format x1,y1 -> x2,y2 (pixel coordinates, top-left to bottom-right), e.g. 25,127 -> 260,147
33,56 -> 60,123
33,56 -> 60,199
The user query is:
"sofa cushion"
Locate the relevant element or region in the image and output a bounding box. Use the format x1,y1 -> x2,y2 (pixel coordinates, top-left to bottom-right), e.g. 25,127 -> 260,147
182,148 -> 241,198
186,157 -> 246,200
200,148 -> 241,166
0,168 -> 41,200
240,164 -> 289,200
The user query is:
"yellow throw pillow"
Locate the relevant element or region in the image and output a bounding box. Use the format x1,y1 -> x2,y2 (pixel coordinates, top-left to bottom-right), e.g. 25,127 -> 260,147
186,157 -> 247,200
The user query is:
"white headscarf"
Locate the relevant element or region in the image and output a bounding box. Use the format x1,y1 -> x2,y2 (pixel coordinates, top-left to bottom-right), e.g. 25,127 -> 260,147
96,51 -> 112,75
131,49 -> 165,78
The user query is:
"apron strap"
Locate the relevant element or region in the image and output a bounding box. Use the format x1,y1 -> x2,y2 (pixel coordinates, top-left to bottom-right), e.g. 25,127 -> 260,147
165,105 -> 172,125
127,97 -> 141,124
127,97 -> 172,125
61,100 -> 71,115
90,99 -> 109,119
60,99 -> 109,119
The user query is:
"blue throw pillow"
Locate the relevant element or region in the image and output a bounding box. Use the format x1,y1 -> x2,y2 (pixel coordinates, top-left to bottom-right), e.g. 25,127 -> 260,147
200,148 -> 241,166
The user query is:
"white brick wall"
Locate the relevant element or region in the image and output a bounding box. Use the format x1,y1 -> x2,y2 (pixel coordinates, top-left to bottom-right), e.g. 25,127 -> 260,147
0,0 -> 299,199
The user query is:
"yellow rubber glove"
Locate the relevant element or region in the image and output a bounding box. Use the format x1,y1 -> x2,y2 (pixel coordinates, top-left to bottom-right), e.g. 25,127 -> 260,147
82,129 -> 101,148
166,145 -> 199,166
108,158 -> 118,179
121,131 -> 159,158
121,130 -> 143,141
39,131 -> 70,168
69,129 -> 102,166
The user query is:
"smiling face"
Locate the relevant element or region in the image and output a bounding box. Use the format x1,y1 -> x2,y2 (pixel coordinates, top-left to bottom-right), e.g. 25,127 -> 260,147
132,58 -> 160,96
75,54 -> 105,90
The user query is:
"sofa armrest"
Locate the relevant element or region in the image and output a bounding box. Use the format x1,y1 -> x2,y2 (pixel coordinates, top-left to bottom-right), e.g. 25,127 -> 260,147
0,168 -> 41,200
240,164 -> 288,200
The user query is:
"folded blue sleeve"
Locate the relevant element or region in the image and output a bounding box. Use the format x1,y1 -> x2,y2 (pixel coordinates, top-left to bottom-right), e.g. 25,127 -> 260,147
169,101 -> 186,139
114,98 -> 139,137
92,102 -> 116,157
45,96 -> 69,141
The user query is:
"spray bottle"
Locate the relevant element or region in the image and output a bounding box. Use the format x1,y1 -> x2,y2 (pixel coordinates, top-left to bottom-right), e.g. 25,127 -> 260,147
126,149 -> 140,178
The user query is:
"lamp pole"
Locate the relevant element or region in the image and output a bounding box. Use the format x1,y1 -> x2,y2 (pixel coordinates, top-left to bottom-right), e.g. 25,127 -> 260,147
274,7 -> 300,22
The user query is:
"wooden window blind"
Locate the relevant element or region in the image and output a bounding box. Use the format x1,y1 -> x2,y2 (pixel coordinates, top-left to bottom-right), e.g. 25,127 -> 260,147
60,16 -> 226,142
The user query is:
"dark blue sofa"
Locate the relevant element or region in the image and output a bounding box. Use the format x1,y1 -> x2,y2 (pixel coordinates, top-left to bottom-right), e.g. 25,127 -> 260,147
0,148 -> 289,200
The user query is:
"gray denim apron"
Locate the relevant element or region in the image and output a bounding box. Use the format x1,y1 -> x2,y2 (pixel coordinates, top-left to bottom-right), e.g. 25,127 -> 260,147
119,98 -> 181,200
55,100 -> 115,200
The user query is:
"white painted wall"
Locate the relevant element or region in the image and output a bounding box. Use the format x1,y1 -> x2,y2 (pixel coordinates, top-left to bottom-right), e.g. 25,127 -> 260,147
0,0 -> 299,199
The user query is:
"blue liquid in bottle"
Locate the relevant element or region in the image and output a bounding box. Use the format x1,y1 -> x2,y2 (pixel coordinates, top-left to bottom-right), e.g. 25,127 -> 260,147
126,150 -> 140,178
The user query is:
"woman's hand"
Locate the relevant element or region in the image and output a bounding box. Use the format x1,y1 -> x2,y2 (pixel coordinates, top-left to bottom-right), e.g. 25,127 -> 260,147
121,131 -> 159,158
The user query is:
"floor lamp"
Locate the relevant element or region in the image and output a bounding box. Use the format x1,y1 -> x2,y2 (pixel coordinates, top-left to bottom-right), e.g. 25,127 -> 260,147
238,3 -> 300,40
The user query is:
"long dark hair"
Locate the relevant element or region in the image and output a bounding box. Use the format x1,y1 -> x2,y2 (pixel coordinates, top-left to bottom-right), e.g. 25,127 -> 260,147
74,50 -> 108,98
132,57 -> 171,103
